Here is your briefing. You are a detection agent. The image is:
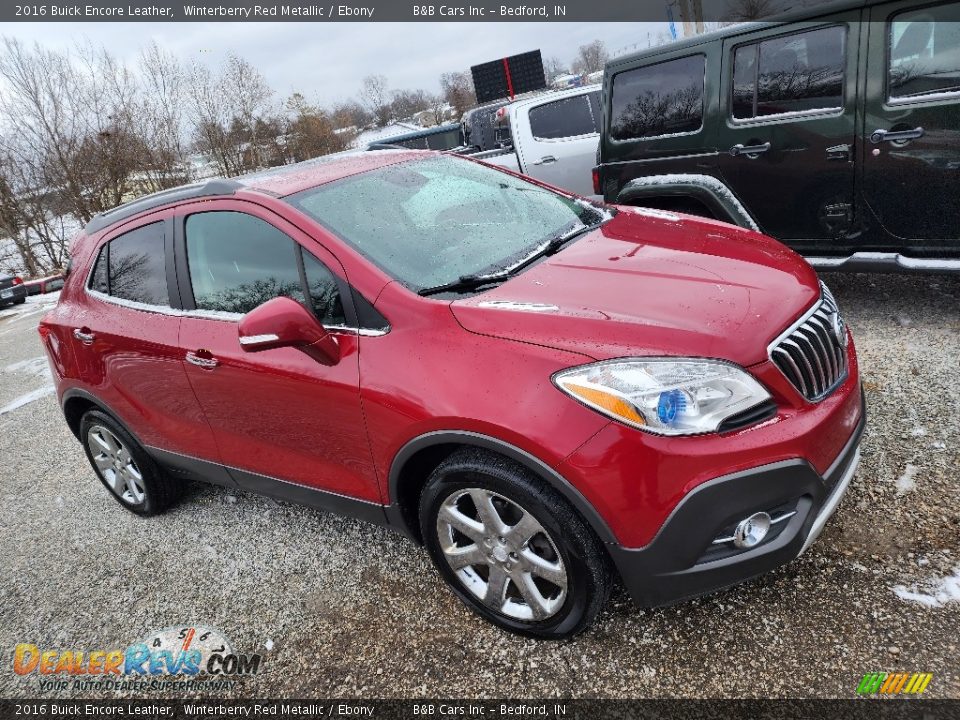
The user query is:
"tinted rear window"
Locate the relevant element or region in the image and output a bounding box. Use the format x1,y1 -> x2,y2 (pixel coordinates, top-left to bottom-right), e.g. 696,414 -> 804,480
609,55 -> 705,141
732,26 -> 846,119
529,95 -> 597,139
889,3 -> 960,99
89,222 -> 168,306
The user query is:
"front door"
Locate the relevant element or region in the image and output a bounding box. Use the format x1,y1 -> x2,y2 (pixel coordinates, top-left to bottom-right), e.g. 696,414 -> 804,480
862,0 -> 960,252
175,202 -> 381,506
716,12 -> 862,251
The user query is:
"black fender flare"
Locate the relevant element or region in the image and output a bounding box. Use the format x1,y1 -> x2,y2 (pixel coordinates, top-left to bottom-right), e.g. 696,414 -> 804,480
616,173 -> 760,231
386,430 -> 619,545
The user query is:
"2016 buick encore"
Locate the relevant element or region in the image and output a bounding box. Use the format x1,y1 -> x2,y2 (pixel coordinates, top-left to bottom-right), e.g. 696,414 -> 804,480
40,150 -> 864,637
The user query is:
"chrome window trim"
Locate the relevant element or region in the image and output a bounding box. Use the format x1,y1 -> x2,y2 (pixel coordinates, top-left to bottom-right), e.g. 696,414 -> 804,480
86,288 -> 389,335
729,105 -> 844,126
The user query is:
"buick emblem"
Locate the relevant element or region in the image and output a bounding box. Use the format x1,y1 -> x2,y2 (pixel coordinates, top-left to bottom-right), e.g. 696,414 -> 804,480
831,311 -> 847,345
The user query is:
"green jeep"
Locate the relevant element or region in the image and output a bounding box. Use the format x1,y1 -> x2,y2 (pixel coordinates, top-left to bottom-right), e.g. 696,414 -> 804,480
595,0 -> 960,272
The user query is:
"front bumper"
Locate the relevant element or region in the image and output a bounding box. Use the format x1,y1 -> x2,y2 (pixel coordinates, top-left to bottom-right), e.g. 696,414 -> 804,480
608,391 -> 865,608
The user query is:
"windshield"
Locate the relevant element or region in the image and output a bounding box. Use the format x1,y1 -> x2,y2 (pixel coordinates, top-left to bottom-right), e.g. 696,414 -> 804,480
287,155 -> 602,292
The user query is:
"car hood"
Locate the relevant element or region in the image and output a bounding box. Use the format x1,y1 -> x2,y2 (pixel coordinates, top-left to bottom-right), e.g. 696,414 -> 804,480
449,207 -> 821,367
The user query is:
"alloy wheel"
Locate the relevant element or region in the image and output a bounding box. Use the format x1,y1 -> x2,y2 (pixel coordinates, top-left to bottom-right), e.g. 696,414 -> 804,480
435,488 -> 567,621
86,425 -> 146,505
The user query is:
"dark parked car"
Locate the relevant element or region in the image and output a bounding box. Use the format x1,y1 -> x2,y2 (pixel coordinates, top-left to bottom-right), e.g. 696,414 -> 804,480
40,151 -> 863,638
0,273 -> 27,306
23,275 -> 65,296
595,0 -> 960,272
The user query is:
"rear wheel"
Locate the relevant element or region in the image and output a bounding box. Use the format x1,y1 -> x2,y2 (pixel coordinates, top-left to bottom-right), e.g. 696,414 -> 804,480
79,409 -> 184,516
420,449 -> 612,638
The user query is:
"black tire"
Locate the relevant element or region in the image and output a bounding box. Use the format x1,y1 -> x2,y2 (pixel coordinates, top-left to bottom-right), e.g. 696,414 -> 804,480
79,409 -> 184,516
419,448 -> 612,639
14,296 -> 26,305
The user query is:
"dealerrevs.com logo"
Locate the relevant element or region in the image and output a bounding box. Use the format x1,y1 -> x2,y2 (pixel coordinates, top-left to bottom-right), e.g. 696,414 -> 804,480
12,626 -> 263,692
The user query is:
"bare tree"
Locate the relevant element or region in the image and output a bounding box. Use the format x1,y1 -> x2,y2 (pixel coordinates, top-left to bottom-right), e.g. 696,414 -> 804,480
571,40 -> 609,75
137,42 -> 190,191
389,88 -> 430,120
542,56 -> 568,84
726,0 -> 778,21
284,92 -> 349,162
360,74 -> 390,126
439,71 -> 475,118
186,54 -> 275,176
331,100 -> 372,130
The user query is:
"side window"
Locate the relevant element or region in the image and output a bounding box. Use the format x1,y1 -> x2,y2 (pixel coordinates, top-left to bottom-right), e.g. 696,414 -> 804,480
889,3 -> 960,100
88,222 -> 168,306
609,54 -> 705,141
732,25 -> 846,120
528,95 -> 596,139
185,212 -> 305,314
89,246 -> 109,295
302,249 -> 345,326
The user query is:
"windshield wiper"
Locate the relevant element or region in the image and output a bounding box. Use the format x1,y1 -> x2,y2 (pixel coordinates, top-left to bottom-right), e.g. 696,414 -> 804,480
418,273 -> 511,297
418,218 -> 606,297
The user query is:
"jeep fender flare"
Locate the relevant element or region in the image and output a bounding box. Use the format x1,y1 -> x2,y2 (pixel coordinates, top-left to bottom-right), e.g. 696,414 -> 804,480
616,173 -> 760,232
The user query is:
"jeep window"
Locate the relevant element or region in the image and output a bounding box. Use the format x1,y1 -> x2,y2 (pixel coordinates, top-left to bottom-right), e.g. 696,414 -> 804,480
185,211 -> 311,315
89,222 -> 169,306
732,26 -> 845,120
609,55 -> 705,141
529,94 -> 597,139
889,3 -> 960,99
288,155 -> 601,292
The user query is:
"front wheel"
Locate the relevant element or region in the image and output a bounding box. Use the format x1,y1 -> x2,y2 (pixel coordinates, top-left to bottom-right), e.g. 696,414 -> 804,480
419,449 -> 612,638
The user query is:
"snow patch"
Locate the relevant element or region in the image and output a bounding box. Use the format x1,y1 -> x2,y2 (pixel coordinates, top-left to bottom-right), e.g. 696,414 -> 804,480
0,386 -> 55,415
910,426 -> 927,437
893,566 -> 960,608
4,356 -> 51,380
896,463 -> 919,494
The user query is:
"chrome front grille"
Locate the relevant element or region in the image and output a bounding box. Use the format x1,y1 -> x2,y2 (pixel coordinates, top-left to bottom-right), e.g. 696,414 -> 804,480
769,283 -> 848,401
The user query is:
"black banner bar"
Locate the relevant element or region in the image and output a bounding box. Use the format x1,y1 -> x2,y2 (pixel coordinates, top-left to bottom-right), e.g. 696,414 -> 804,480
1,699 -> 959,720
0,0 -> 869,23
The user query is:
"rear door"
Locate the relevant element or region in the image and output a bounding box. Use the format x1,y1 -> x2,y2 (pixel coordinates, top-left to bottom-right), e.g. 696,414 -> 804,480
862,0 -> 960,251
716,12 -> 862,249
513,89 -> 602,197
73,213 -> 223,468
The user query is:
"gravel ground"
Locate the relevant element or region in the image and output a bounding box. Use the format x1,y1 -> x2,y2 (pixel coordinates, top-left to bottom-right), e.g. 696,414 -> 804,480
0,273 -> 958,699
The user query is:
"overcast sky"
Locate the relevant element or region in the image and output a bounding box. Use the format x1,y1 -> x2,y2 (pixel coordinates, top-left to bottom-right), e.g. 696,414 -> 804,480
5,22 -> 668,106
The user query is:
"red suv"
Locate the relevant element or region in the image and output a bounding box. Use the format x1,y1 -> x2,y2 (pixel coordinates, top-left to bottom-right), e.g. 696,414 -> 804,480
40,150 -> 864,638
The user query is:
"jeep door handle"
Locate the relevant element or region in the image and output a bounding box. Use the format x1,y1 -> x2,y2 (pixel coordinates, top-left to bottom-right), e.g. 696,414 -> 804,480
870,127 -> 924,144
729,142 -> 771,157
185,351 -> 219,369
531,155 -> 557,166
73,328 -> 95,344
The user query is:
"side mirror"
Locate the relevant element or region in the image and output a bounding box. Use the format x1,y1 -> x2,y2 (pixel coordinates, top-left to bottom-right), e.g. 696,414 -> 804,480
238,296 -> 340,365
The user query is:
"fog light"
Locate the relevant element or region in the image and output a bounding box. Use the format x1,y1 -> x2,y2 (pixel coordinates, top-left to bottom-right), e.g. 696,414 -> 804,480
733,512 -> 771,549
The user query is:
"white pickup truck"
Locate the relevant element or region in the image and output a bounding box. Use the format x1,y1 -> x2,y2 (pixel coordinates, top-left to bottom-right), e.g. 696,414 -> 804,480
471,84 -> 602,199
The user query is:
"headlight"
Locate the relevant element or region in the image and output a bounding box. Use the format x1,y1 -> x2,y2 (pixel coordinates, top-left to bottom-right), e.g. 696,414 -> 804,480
553,358 -> 772,436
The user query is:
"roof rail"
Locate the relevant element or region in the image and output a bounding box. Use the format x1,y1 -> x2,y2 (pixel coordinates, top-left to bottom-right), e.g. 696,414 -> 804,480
84,178 -> 242,234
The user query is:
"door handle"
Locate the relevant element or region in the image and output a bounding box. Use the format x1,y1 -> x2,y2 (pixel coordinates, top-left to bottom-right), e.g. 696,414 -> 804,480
73,328 -> 95,344
185,351 -> 219,369
870,127 -> 924,144
729,142 -> 771,158
531,155 -> 557,166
